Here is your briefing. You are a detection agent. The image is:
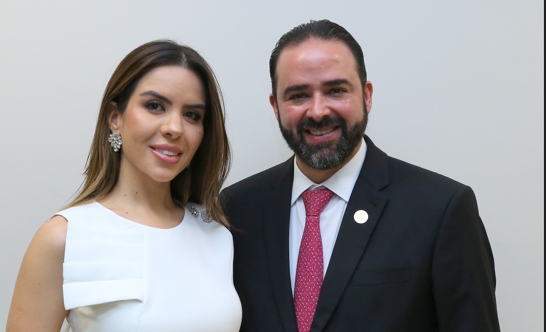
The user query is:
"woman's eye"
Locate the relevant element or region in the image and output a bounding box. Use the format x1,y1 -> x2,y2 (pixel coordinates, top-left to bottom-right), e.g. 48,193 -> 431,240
145,101 -> 165,112
184,111 -> 202,121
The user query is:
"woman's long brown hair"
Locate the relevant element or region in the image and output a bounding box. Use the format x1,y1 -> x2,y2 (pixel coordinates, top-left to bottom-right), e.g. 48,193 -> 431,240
63,40 -> 232,228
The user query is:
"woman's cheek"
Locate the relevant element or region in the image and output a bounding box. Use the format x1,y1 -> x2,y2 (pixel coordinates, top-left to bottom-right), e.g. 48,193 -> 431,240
123,108 -> 152,140
198,128 -> 205,146
191,126 -> 205,151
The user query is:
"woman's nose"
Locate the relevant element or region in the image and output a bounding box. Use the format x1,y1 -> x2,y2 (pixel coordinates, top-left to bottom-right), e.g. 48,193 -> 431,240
161,113 -> 184,139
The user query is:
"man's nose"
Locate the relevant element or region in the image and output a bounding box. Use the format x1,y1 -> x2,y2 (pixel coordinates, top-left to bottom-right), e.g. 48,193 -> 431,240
161,113 -> 183,139
307,93 -> 331,122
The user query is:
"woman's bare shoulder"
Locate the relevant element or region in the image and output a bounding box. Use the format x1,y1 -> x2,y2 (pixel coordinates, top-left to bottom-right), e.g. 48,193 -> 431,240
6,215 -> 70,331
32,215 -> 68,253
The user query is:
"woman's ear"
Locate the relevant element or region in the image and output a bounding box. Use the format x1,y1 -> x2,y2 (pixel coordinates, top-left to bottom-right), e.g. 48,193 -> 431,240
108,102 -> 121,133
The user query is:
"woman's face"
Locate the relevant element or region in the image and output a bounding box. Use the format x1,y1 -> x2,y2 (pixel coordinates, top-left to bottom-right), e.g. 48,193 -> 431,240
110,65 -> 206,183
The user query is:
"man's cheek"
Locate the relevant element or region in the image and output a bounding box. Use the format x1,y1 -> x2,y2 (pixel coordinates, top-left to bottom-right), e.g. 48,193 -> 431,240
283,109 -> 305,128
279,113 -> 295,129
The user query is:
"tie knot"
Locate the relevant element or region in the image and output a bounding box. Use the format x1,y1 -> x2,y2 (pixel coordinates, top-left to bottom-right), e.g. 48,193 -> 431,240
301,188 -> 335,217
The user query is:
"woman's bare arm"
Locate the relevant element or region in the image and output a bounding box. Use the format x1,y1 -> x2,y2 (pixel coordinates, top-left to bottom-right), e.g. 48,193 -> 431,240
6,216 -> 69,332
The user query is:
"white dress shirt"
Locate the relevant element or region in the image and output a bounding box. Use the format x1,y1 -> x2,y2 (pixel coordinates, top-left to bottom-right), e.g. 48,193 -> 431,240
289,139 -> 368,293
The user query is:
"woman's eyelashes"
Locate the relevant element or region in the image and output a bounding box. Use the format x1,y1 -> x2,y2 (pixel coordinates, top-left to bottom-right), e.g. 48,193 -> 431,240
184,111 -> 203,121
144,100 -> 203,122
145,100 -> 166,112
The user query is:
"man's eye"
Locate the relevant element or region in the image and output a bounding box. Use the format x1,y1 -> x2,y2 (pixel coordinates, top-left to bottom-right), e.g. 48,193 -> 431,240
145,101 -> 165,112
331,88 -> 344,94
292,93 -> 307,100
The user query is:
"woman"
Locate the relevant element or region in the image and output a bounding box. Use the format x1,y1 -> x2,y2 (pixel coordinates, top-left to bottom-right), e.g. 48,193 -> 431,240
7,40 -> 242,331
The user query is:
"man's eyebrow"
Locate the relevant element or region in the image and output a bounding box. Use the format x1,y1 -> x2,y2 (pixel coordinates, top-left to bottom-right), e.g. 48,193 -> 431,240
283,84 -> 311,98
322,79 -> 353,87
139,90 -> 172,105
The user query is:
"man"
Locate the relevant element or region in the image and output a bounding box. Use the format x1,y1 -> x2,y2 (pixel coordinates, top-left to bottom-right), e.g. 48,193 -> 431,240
222,20 -> 501,332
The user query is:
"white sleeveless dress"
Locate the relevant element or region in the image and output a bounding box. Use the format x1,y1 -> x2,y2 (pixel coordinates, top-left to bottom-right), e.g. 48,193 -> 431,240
55,202 -> 242,332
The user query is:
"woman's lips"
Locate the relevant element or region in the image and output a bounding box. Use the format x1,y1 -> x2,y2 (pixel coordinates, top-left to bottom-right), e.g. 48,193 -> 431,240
150,147 -> 182,164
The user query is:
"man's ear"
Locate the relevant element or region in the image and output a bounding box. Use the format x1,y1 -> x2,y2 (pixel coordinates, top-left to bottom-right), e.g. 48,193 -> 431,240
364,81 -> 374,115
108,102 -> 122,133
269,93 -> 280,121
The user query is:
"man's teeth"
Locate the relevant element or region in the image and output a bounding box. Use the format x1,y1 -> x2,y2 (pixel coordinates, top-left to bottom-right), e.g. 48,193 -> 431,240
157,149 -> 180,156
309,128 -> 335,136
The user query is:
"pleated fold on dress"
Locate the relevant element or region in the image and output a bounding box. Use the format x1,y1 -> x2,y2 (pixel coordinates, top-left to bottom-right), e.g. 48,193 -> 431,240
54,204 -> 145,310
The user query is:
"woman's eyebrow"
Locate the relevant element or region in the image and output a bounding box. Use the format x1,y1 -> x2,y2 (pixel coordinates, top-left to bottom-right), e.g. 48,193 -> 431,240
184,104 -> 206,110
140,90 -> 172,105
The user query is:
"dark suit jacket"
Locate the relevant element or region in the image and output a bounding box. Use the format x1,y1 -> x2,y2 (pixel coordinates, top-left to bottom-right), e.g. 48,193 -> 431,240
222,136 -> 501,332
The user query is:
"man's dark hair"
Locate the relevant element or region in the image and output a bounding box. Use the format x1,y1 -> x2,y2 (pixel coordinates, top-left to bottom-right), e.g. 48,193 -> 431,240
269,19 -> 367,99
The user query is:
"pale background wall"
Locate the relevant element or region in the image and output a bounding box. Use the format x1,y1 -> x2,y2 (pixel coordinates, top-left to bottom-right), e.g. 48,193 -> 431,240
0,0 -> 543,330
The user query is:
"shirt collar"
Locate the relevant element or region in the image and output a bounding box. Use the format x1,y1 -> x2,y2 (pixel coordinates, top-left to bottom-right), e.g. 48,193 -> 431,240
291,138 -> 367,205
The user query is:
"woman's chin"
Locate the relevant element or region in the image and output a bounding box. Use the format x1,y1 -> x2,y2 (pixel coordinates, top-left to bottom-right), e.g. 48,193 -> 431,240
148,170 -> 184,184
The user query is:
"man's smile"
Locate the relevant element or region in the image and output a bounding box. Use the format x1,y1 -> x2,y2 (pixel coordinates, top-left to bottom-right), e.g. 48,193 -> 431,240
302,126 -> 341,143
307,127 -> 336,136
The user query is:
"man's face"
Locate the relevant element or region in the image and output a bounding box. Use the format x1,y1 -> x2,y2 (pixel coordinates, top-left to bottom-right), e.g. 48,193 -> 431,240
270,38 -> 373,170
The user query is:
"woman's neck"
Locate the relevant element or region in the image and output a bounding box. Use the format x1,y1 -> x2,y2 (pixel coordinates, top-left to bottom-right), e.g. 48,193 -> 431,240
98,159 -> 184,228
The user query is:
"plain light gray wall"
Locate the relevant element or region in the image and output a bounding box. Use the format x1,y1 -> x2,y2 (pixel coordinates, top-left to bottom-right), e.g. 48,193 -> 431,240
0,0 -> 543,330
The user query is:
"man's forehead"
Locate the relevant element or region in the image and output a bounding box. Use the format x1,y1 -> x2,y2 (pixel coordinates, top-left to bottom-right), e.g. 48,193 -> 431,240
276,39 -> 358,85
279,39 -> 351,63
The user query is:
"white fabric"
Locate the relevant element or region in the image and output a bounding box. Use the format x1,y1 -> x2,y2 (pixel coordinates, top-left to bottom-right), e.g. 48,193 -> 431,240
289,139 -> 367,292
55,202 -> 242,332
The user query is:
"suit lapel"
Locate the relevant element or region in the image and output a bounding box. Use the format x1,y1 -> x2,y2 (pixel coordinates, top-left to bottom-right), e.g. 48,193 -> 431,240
311,136 -> 390,332
263,158 -> 299,332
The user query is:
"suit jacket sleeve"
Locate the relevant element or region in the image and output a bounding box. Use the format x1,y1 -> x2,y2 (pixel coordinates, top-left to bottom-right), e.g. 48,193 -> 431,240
432,185 -> 501,331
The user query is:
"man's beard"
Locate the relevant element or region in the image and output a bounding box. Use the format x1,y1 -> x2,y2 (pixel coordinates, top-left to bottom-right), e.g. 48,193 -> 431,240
278,109 -> 368,171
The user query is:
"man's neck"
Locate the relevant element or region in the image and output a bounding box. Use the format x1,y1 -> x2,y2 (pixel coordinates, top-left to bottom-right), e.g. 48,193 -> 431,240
296,140 -> 363,184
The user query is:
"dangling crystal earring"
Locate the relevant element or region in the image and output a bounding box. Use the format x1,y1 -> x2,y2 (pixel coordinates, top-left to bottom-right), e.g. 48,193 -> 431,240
108,132 -> 122,152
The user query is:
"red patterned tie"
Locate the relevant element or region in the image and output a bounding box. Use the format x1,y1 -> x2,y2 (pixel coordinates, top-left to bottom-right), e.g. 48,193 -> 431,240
294,188 -> 335,332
